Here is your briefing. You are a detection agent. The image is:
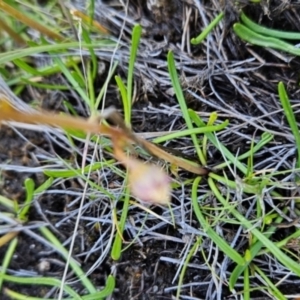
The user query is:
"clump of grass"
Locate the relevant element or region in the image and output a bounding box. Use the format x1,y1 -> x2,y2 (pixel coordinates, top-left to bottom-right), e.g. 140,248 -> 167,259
168,42 -> 300,299
0,177 -> 115,299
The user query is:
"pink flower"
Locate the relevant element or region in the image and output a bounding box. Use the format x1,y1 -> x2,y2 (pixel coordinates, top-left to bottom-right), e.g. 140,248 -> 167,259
128,161 -> 171,205
113,141 -> 171,205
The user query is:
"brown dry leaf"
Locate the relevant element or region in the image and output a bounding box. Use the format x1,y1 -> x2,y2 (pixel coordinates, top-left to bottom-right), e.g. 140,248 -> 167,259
0,1 -> 63,41
70,9 -> 109,34
0,18 -> 26,46
0,98 -> 208,175
0,98 -> 211,204
0,98 -> 110,135
0,231 -> 18,248
140,139 -> 208,175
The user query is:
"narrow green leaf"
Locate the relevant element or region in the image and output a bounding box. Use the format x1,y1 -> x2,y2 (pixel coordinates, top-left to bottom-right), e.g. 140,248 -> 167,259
233,23 -> 300,56
176,237 -> 202,299
34,177 -> 54,194
18,178 -> 35,221
278,82 -> 300,173
0,41 -> 115,65
82,275 -> 115,299
191,12 -> 224,45
115,75 -> 128,113
0,237 -> 18,292
254,265 -> 286,300
0,274 -> 81,299
39,226 -> 97,293
153,120 -> 229,144
192,177 -> 245,265
241,12 -> 300,40
111,186 -> 130,260
208,178 -> 300,290
168,52 -> 206,165
53,56 -> 90,107
43,162 -> 111,178
243,265 -> 250,300
13,58 -> 42,75
126,24 -> 142,125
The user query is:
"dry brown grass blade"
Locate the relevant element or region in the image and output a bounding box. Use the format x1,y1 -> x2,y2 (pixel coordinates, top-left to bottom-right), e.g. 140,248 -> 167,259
0,98 -> 111,135
0,98 -> 171,204
0,98 -> 208,175
0,18 -> 26,46
106,108 -> 209,175
0,1 -> 64,41
0,231 -> 18,248
140,139 -> 209,175
70,9 -> 110,34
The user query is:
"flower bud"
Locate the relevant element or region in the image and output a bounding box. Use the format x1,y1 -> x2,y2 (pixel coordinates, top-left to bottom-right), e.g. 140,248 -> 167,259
127,159 -> 171,205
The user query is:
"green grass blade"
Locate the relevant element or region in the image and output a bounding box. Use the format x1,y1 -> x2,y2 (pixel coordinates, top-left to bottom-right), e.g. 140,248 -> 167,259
0,195 -> 15,210
0,237 -> 18,291
188,109 -> 247,173
43,158 -> 116,198
192,177 -> 245,265
214,132 -> 273,170
208,178 -> 300,286
18,178 -> 35,221
278,82 -> 300,173
115,74 -> 128,116
53,56 -> 91,108
13,58 -> 43,75
0,41 -> 115,64
20,78 -> 70,90
87,0 -> 96,28
167,51 -> 206,165
39,226 -> 97,294
253,264 -> 286,300
82,275 -> 115,299
44,161 -> 113,178
34,177 -> 54,194
95,61 -> 118,109
233,23 -> 300,56
81,26 -> 98,80
7,58 -> 82,86
111,185 -> 130,260
126,24 -> 141,125
240,12 -> 300,40
3,273 -> 114,300
189,110 -> 274,174
191,12 -> 224,45
229,211 -> 285,290
243,260 -> 250,300
152,120 -> 229,143
272,228 -> 300,250
1,274 -> 81,299
202,112 -> 218,160
176,237 -> 202,299
209,172 -> 260,194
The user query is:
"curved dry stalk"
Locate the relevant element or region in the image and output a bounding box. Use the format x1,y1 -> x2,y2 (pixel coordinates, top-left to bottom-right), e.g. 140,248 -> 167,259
0,98 -> 209,204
